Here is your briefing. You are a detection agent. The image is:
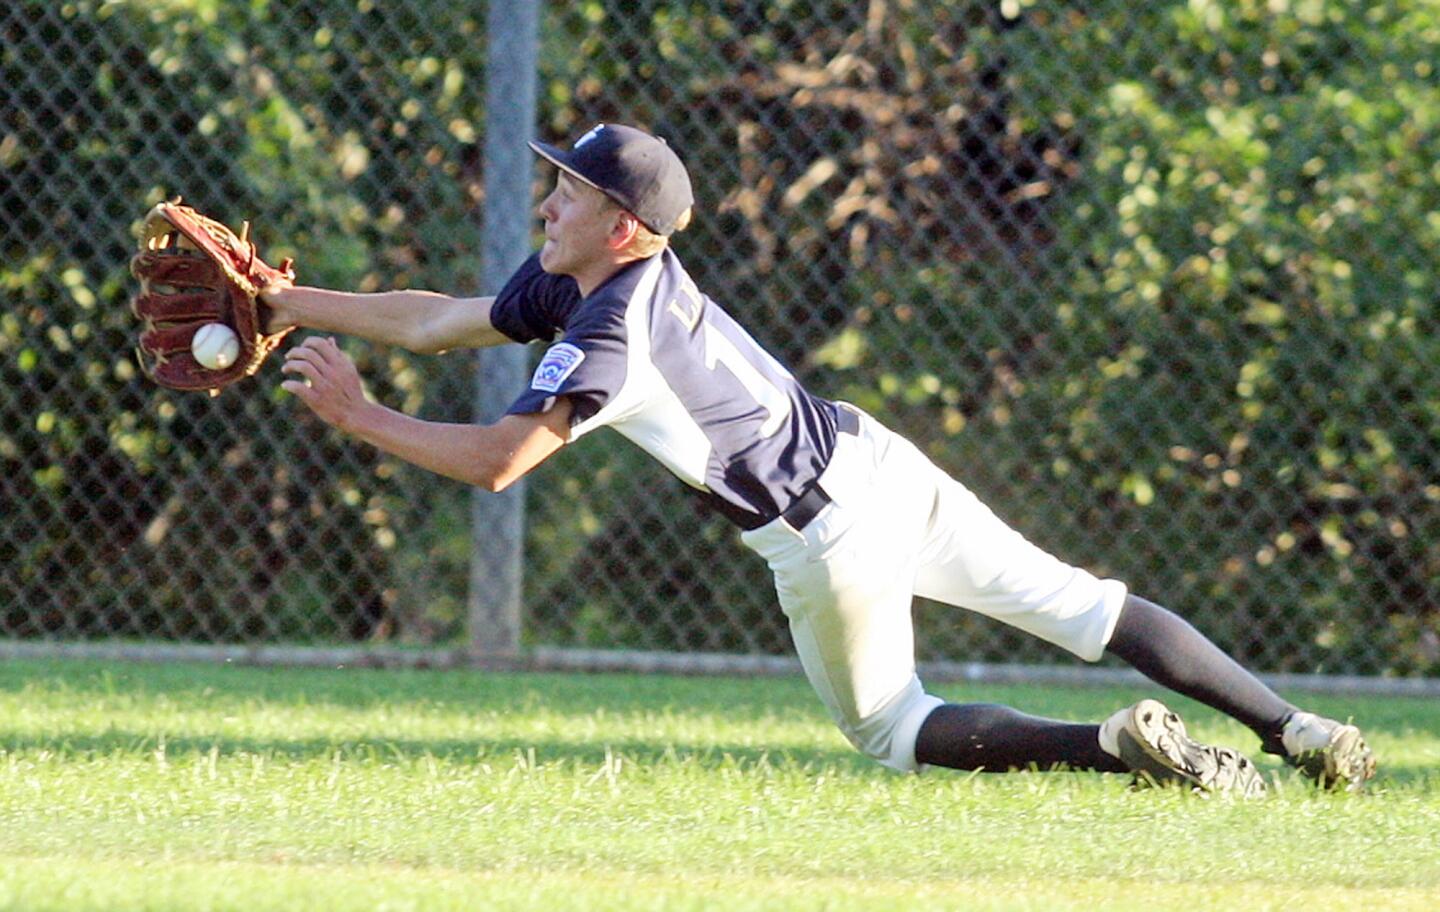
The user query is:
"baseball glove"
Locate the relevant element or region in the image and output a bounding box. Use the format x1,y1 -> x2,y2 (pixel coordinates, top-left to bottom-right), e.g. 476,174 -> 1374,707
130,200 -> 296,392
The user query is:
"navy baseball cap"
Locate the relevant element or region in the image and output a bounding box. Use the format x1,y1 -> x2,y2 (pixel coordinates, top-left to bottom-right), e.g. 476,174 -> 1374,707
529,123 -> 694,236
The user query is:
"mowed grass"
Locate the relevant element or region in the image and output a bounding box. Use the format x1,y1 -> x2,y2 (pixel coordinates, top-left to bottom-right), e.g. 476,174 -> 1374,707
0,659 -> 1438,911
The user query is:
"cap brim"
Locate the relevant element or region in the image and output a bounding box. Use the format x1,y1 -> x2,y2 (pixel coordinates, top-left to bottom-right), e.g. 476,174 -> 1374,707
528,140 -> 608,196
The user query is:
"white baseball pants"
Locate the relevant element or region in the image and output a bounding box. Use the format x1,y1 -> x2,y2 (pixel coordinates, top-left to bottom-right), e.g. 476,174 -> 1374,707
740,405 -> 1127,772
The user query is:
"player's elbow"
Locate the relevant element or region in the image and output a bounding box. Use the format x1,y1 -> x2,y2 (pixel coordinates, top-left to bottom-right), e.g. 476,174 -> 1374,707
469,452 -> 527,493
466,408 -> 566,493
487,472 -> 520,494
473,467 -> 522,494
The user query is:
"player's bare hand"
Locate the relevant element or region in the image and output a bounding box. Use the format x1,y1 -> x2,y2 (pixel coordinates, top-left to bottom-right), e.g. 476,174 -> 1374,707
280,336 -> 371,433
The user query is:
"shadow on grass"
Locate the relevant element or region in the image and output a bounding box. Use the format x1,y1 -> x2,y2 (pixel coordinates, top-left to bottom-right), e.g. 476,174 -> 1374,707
0,658 -> 819,718
0,726 -> 880,775
3,726 -> 1437,789
3,659 -> 1435,786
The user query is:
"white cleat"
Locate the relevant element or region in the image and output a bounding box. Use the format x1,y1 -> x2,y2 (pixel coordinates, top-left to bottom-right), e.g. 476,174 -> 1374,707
1280,711 -> 1377,792
1100,699 -> 1268,797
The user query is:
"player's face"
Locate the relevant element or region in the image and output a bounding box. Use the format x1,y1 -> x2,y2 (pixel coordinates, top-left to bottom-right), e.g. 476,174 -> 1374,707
536,174 -> 618,279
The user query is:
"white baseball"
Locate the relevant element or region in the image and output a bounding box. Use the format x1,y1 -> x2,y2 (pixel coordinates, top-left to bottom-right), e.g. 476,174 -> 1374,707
191,323 -> 240,370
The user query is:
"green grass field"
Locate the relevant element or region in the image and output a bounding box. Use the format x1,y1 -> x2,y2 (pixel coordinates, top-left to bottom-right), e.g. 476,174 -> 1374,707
1,659 -> 1437,911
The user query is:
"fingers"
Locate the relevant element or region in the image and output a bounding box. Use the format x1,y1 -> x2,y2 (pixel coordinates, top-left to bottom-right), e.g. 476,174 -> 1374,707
279,350 -> 327,414
282,336 -> 342,379
280,336 -> 366,432
311,335 -> 345,365
285,335 -> 344,364
280,378 -> 316,403
280,336 -> 353,402
280,354 -> 322,385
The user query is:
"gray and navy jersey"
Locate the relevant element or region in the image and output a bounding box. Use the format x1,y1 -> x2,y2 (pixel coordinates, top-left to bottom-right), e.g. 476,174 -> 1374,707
490,250 -> 842,529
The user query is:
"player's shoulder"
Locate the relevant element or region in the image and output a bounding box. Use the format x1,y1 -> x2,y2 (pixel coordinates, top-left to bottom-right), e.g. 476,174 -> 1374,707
502,252 -> 580,305
489,252 -> 585,344
547,252 -> 690,341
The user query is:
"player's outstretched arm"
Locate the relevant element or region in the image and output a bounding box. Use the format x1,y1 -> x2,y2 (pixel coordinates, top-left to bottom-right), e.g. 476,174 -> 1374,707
280,335 -> 570,491
262,285 -> 511,354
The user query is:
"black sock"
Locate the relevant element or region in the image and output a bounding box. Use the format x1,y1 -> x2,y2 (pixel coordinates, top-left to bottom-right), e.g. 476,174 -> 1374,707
914,702 -> 1128,773
1105,596 -> 1295,753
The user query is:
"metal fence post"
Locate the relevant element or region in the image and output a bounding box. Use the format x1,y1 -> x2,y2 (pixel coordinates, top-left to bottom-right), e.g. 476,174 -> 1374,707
470,0 -> 540,658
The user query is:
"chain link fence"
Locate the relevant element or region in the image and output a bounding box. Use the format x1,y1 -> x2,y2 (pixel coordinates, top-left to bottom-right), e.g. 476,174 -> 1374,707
4,0 -> 1438,683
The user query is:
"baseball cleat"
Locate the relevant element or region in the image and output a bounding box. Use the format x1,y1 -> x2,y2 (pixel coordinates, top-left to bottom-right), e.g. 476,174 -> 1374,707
1280,711 -> 1377,792
1100,699 -> 1268,797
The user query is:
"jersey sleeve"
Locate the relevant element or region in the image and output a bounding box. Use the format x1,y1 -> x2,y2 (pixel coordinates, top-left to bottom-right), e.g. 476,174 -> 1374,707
488,252 -> 582,344
504,298 -> 630,433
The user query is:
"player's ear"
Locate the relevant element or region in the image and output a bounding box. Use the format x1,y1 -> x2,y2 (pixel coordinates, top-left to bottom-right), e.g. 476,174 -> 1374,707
608,210 -> 640,251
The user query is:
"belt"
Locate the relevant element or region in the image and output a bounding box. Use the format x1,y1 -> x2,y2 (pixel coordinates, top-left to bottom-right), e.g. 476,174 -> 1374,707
775,404 -> 861,532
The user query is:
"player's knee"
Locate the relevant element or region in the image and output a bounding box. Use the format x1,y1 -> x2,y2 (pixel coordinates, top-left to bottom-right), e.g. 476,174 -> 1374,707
833,682 -> 944,773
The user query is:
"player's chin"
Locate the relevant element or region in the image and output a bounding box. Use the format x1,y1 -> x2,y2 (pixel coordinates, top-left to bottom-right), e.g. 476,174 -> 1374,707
538,241 -> 564,273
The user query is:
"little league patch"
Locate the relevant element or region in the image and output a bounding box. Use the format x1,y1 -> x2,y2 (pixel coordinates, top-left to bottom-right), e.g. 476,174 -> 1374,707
531,342 -> 586,392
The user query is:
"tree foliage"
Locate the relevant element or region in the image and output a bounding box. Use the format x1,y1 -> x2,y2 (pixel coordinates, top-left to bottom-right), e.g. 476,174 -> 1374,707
3,0 -> 1437,673
526,0 -> 1440,674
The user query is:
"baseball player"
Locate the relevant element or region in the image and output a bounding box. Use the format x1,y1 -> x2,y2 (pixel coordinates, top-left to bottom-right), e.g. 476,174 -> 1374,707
269,123 -> 1375,794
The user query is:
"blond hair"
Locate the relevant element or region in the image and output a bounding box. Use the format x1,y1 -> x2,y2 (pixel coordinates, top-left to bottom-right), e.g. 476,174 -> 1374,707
587,187 -> 692,259
622,207 -> 692,258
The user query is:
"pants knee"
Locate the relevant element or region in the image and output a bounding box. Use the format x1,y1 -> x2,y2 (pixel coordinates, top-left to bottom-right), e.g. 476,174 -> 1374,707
833,680 -> 944,773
